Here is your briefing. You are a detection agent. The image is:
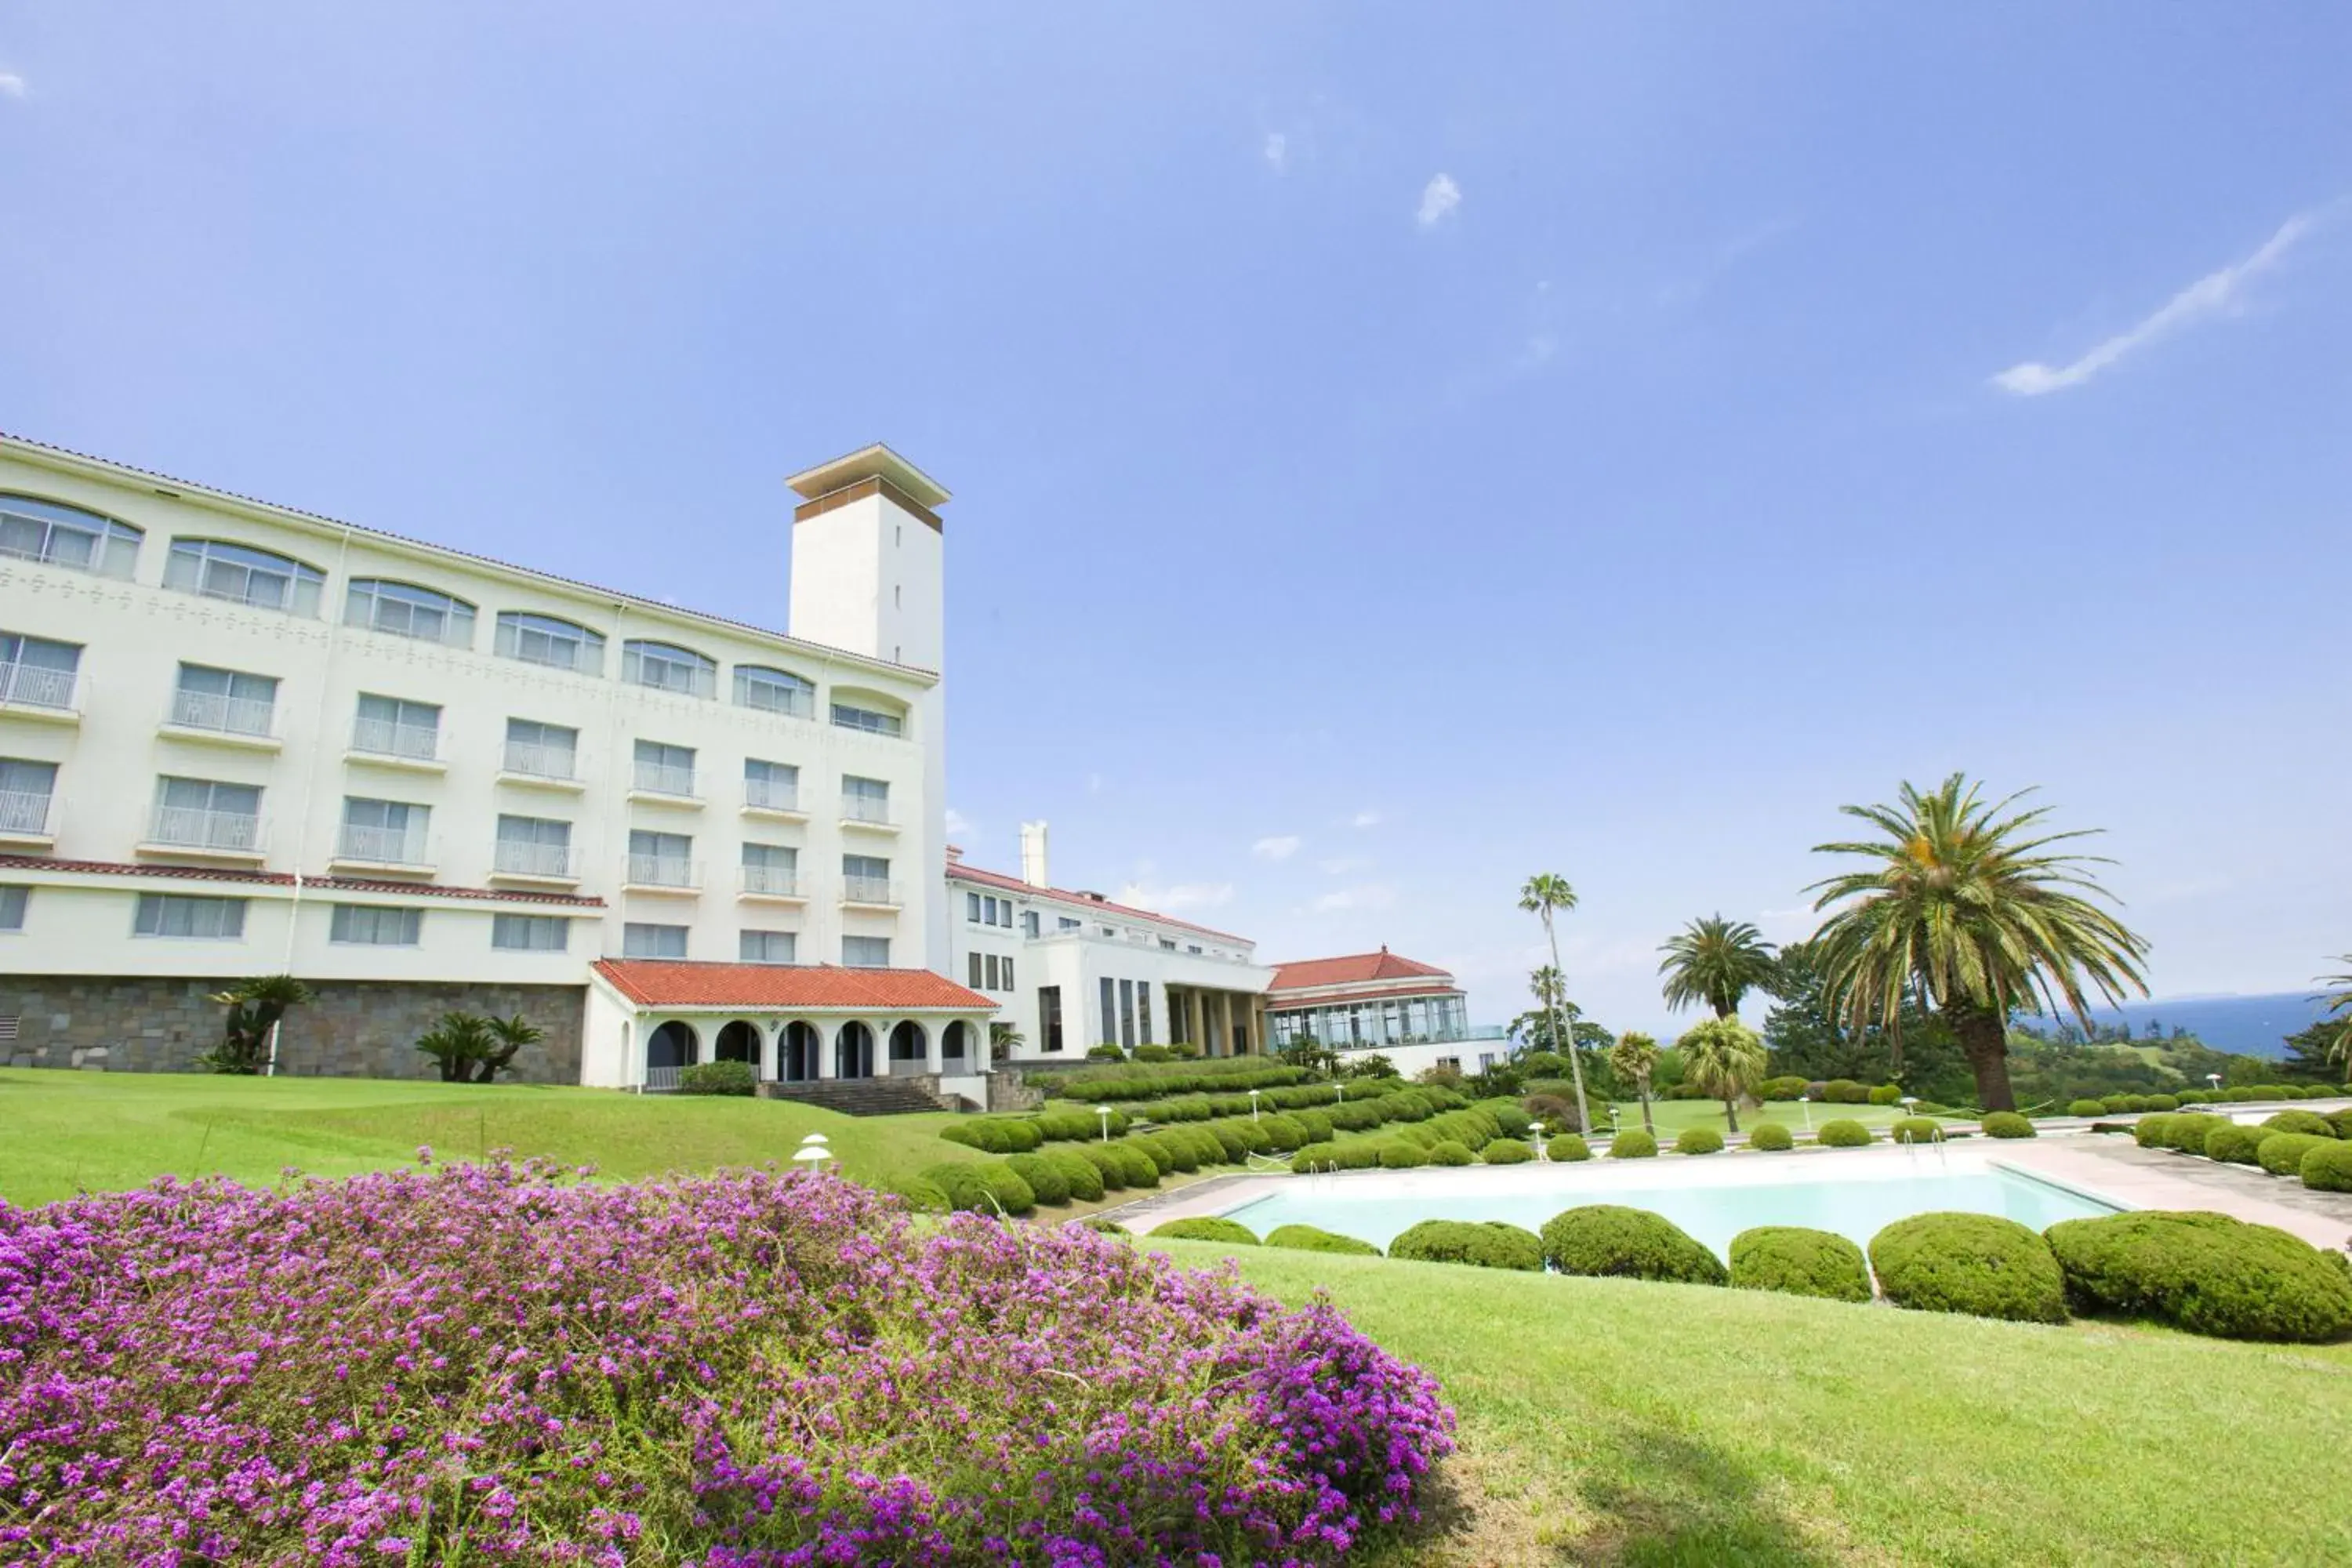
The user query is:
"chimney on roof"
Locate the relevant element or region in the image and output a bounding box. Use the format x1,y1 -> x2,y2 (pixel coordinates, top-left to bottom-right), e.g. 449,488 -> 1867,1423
944,844 -> 964,864
1020,821 -> 1049,888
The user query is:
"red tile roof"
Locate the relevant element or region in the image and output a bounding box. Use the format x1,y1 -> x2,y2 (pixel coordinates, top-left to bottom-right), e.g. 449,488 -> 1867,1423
1268,948 -> 1455,994
0,854 -> 604,906
946,861 -> 1254,946
593,960 -> 997,1011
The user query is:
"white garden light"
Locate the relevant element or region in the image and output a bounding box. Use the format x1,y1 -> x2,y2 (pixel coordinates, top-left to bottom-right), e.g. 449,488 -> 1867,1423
1094,1105 -> 1113,1142
791,1132 -> 832,1172
1248,1088 -> 1262,1122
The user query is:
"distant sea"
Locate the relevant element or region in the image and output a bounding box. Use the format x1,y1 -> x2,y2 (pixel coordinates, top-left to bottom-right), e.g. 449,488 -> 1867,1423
2031,993 -> 2333,1058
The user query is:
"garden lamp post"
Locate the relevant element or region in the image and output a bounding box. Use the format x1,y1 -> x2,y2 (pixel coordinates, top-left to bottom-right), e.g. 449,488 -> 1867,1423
1798,1094 -> 1813,1133
2206,1073 -> 2223,1095
1900,1095 -> 1918,1115
1530,1120 -> 1548,1162
791,1133 -> 832,1174
1094,1105 -> 1113,1143
1248,1088 -> 1262,1122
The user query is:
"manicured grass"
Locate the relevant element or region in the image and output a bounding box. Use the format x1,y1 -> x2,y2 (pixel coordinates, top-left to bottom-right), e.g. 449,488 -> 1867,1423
0,1069 -> 975,1206
1152,1238 -> 2352,1566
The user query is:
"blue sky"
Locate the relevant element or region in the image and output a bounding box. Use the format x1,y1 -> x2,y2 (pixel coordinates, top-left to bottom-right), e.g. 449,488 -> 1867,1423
4,5 -> 2347,1035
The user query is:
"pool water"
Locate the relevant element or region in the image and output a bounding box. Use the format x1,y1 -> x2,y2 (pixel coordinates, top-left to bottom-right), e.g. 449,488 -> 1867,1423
1219,1154 -> 2117,1259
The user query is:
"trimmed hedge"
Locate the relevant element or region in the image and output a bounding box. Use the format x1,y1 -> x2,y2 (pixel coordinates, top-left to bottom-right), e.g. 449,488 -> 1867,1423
2162,1114 -> 2223,1155
1152,1217 -> 1258,1245
1746,1122 -> 1794,1152
2258,1133 -> 2331,1177
2331,1109 -> 2352,1140
1004,1153 -> 1072,1207
1390,1219 -> 1544,1272
1729,1226 -> 1871,1303
1868,1213 -> 2067,1324
2143,1094 -> 2180,1112
1265,1224 -> 1381,1257
1540,1205 -> 1728,1286
1377,1142 -> 1429,1170
2261,1109 -> 2338,1140
1867,1084 -> 1904,1106
1046,1148 -> 1105,1202
2067,1098 -> 2107,1117
1609,1130 -> 1657,1159
1758,1076 -> 1811,1102
1481,1138 -> 1534,1164
1889,1116 -> 1943,1145
1980,1112 -> 2035,1139
2133,1114 -> 2176,1149
1817,1120 -> 1872,1148
1110,1145 -> 1161,1188
1428,1140 -> 1475,1167
2301,1142 -> 2352,1192
2201,1123 -> 2267,1167
1674,1127 -> 1725,1156
2045,1210 -> 2352,1343
1549,1134 -> 1592,1163
1822,1080 -> 1869,1104
938,1118 -> 1047,1155
1073,1144 -> 1127,1192
1047,1060 -> 1314,1102
1481,1098 -> 1536,1138
677,1060 -> 757,1096
920,1160 -> 1037,1218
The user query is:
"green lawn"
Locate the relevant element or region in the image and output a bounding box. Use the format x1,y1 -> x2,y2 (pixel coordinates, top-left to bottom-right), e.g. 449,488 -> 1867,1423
1152,1238 -> 2352,1566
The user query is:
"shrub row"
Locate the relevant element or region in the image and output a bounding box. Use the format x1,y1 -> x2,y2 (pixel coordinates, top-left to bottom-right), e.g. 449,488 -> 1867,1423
1046,1060 -> 1315,1102
1391,1219 -> 1544,1271
1266,1224 -> 1381,1256
1152,1216 -> 1259,1245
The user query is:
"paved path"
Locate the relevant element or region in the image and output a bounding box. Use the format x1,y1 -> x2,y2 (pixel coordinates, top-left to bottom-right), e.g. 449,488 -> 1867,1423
1995,1137 -> 2352,1251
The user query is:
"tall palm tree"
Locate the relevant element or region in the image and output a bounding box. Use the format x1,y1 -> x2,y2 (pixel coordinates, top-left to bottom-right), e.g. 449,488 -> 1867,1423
1608,1030 -> 1661,1135
1519,873 -> 1592,1134
2319,957 -> 2352,1070
1659,916 -> 1779,1018
1676,1017 -> 1766,1134
1806,773 -> 2149,1113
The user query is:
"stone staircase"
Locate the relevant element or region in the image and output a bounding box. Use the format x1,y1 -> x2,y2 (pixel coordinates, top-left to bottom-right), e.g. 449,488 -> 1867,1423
760,1078 -> 951,1117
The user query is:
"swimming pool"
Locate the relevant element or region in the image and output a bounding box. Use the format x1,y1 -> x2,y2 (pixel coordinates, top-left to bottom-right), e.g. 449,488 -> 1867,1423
1216,1146 -> 2121,1258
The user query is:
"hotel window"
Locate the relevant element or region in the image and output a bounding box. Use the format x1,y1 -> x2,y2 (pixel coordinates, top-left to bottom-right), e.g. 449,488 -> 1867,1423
172,664 -> 278,737
148,776 -> 260,851
744,757 -> 798,811
1003,955 -> 1015,990
0,885 -> 27,931
843,935 -> 891,967
492,913 -> 568,952
330,904 -> 422,946
495,611 -> 605,674
627,829 -> 694,887
503,718 -> 578,781
623,922 -> 688,960
1159,937 -> 1176,952
1022,911 -> 1040,938
842,775 -> 891,825
633,739 -> 696,797
164,539 -> 324,616
1039,985 -> 1064,1053
1138,982 -> 1152,1044
1099,978 -> 1116,1046
968,952 -> 984,988
984,953 -> 1001,990
133,893 -> 246,940
967,891 -> 982,923
740,930 -> 796,964
352,694 -> 441,761
0,494 -> 141,578
1059,916 -> 1081,932
1119,980 -> 1136,1049
345,579 -> 476,647
494,815 -> 573,878
0,633 -> 81,711
741,841 -> 797,895
733,665 -> 815,717
621,639 -> 717,699
842,854 -> 891,903
339,797 -> 430,866
1186,944 -> 1202,955
829,701 -> 903,738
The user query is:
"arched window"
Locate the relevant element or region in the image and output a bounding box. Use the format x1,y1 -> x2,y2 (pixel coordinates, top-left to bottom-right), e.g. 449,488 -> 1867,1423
0,495 -> 142,579
733,664 -> 815,718
345,579 -> 477,647
829,688 -> 906,739
622,639 -> 717,699
495,612 -> 606,674
164,538 -> 325,616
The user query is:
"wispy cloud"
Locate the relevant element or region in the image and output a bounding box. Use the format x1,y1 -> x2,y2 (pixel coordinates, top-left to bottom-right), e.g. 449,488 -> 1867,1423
1319,855 -> 1370,876
1309,883 -> 1396,914
0,71 -> 27,100
1348,808 -> 1382,829
1118,880 -> 1235,913
1991,210 -> 2318,397
1250,835 -> 1301,862
1753,904 -> 1815,943
1415,173 -> 1461,230
943,808 -> 973,839
1262,132 -> 1288,173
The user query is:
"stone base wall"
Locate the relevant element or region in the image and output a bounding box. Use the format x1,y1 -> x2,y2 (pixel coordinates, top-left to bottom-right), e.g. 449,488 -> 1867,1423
0,975 -> 586,1083
986,1069 -> 1047,1113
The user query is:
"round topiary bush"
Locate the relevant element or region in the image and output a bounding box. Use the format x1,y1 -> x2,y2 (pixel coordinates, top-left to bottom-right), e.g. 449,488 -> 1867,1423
2162,1114 -> 2222,1155
1746,1121 -> 1794,1152
1047,1148 -> 1105,1202
1480,1138 -> 1534,1164
1004,1152 -> 1072,1207
1548,1133 -> 1592,1162
1817,1120 -> 1872,1149
2261,1109 -> 2338,1139
1111,1145 -> 1161,1188
2301,1142 -> 2352,1193
2100,1094 -> 2133,1115
1539,1205 -> 1728,1286
1152,1216 -> 1258,1245
1675,1127 -> 1725,1156
1389,1219 -> 1544,1271
1824,1080 -> 1869,1104
2201,1123 -> 2267,1167
1728,1226 -> 1871,1303
1889,1116 -> 1943,1145
2330,1109 -> 2352,1140
2132,1113 -> 2177,1149
2067,1098 -> 2107,1117
2044,1210 -> 2352,1342
1609,1129 -> 1657,1159
1377,1142 -> 1429,1170
1980,1112 -> 2036,1140
2258,1132 -> 2331,1177
2143,1094 -> 2180,1112
1867,1084 -> 1904,1106
677,1060 -> 758,1097
1867,1212 -> 2067,1324
2121,1095 -> 2152,1113
1264,1224 -> 1381,1256
1427,1140 -> 1475,1167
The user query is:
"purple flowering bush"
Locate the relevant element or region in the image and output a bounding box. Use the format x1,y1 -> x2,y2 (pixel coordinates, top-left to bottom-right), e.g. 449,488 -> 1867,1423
1,1158 -> 1450,1566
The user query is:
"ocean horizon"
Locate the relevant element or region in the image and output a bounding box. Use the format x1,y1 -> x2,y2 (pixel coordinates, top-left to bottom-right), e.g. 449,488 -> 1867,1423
2028,991 -> 2333,1058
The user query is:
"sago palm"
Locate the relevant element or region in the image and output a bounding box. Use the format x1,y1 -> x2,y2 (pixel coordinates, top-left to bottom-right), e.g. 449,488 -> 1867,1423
1608,1030 -> 1661,1135
1806,772 -> 2149,1113
1519,873 -> 1592,1134
1676,1016 -> 1766,1134
1658,916 -> 1779,1018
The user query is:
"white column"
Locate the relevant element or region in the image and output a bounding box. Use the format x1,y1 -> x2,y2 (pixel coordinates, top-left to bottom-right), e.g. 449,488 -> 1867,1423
924,1016 -> 943,1076
760,1021 -> 778,1082
818,1021 -> 837,1080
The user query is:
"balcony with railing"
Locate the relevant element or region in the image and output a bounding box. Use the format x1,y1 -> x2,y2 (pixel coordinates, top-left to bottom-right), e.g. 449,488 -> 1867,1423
141,805 -> 267,860
349,716 -> 443,770
738,862 -> 804,902
498,739 -> 583,789
490,838 -> 579,884
0,789 -> 57,844
628,761 -> 702,806
741,777 -> 805,818
0,662 -> 82,723
331,823 -> 436,874
840,794 -> 898,833
623,853 -> 702,891
840,876 -> 903,909
163,688 -> 280,747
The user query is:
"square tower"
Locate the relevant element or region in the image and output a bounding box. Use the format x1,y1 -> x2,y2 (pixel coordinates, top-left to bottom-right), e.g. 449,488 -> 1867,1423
785,444 -> 950,672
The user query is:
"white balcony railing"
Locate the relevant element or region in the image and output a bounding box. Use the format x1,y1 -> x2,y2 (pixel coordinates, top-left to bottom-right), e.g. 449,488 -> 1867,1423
625,854 -> 699,889
351,717 -> 440,762
0,663 -> 79,712
493,840 -> 577,879
739,863 -> 800,898
632,762 -> 697,798
336,824 -> 432,867
841,876 -> 902,906
169,688 -> 277,738
0,789 -> 55,837
743,779 -> 801,813
501,741 -> 579,782
148,806 -> 264,853
842,795 -> 894,826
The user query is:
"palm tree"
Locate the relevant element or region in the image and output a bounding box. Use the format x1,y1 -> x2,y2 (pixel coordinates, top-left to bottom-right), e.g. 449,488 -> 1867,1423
1659,916 -> 1779,1018
1519,873 -> 1592,1134
1676,1016 -> 1766,1134
2319,957 -> 2352,1070
202,975 -> 316,1074
1806,773 -> 2149,1113
479,1014 -> 545,1083
1608,1030 -> 1661,1134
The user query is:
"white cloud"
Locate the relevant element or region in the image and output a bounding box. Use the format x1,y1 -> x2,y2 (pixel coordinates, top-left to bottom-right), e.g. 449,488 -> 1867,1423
1309,883 -> 1396,914
1263,132 -> 1288,172
1754,904 -> 1816,943
1348,808 -> 1382,829
943,808 -> 973,838
1117,880 -> 1234,913
1415,173 -> 1461,230
0,71 -> 24,100
1991,210 -> 2317,397
1319,855 -> 1370,876
1251,835 -> 1301,862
